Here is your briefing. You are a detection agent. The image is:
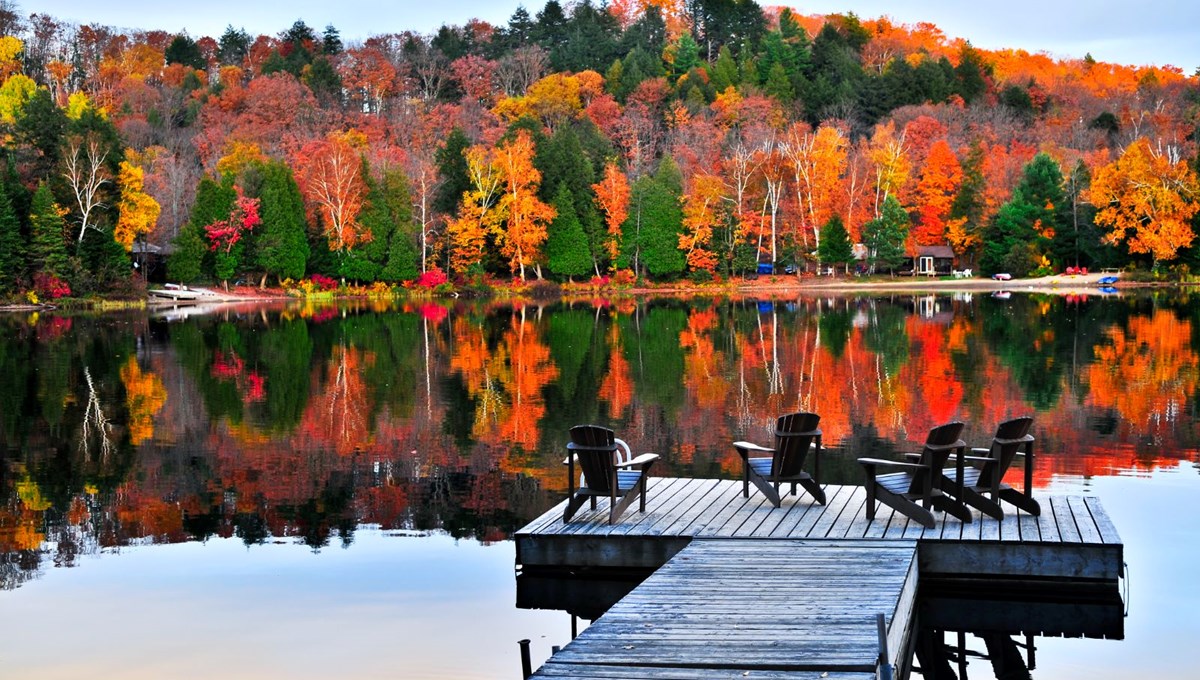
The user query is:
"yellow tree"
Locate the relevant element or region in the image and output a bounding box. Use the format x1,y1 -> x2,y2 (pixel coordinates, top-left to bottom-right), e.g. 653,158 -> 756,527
679,173 -> 724,272
447,145 -> 503,273
868,121 -> 910,218
114,160 -> 161,251
1088,138 -> 1200,263
781,121 -> 848,250
493,130 -> 556,280
593,162 -> 630,264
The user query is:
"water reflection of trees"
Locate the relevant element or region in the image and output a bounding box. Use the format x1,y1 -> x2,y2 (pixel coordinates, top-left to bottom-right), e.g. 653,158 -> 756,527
3,293 -> 1200,587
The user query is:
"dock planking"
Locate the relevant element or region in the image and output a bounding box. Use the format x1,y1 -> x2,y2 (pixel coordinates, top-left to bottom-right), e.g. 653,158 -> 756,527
531,539 -> 916,680
516,479 -> 1123,582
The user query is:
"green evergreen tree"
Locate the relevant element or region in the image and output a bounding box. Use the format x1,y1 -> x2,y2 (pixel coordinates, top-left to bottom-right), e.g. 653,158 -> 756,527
624,157 -> 685,279
862,195 -> 910,272
165,34 -> 206,69
170,175 -> 235,282
949,140 -> 987,267
256,161 -> 309,284
546,185 -> 592,280
28,183 -> 71,281
169,223 -> 207,283
668,32 -> 702,76
551,0 -> 622,73
78,224 -> 130,290
14,89 -> 68,185
817,214 -> 854,272
0,180 -> 23,292
434,128 -> 471,216
709,45 -> 739,92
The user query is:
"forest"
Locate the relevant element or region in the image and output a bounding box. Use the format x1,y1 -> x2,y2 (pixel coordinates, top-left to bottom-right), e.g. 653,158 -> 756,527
0,0 -> 1198,298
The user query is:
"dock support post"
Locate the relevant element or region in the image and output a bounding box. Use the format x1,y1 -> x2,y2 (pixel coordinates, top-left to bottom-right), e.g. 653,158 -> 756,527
518,639 -> 532,679
877,612 -> 893,680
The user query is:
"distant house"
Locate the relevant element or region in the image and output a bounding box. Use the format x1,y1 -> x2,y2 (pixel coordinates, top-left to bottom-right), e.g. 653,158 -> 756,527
915,245 -> 955,276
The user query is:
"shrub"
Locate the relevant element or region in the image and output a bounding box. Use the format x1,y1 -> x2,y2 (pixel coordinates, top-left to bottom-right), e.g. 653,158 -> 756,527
33,272 -> 71,299
612,269 -> 636,288
527,279 -> 562,299
309,273 -> 338,291
416,267 -> 449,289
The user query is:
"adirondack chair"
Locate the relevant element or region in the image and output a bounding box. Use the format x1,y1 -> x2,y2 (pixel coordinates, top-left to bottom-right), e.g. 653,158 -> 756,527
858,422 -> 973,529
732,412 -> 826,508
563,425 -> 660,524
938,416 -> 1039,519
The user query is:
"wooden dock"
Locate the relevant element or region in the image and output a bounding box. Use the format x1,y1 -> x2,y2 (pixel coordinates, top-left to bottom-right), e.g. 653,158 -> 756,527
516,479 -> 1123,583
532,539 -> 917,680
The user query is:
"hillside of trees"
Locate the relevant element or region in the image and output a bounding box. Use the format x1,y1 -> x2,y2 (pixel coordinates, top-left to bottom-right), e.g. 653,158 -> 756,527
0,0 -> 1198,298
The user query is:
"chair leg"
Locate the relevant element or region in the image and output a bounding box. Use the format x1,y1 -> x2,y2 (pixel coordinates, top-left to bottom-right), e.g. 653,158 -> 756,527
639,474 -> 647,513
866,481 -> 876,520
999,488 -> 1041,516
563,493 -> 588,523
748,468 -> 782,508
797,476 -> 826,505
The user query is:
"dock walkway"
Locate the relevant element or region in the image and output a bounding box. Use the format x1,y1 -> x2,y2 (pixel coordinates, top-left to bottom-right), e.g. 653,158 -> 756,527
532,538 -> 917,680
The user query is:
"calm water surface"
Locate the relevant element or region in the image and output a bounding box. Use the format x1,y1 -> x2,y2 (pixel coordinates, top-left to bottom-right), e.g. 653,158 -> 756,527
0,291 -> 1196,678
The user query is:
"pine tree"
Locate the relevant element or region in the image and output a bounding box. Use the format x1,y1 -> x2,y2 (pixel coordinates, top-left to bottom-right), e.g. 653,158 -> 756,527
29,183 -> 71,281
546,185 -> 592,280
862,195 -> 910,272
625,157 -> 685,279
256,161 -> 309,284
434,128 -> 471,216
0,180 -> 23,292
817,215 -> 854,272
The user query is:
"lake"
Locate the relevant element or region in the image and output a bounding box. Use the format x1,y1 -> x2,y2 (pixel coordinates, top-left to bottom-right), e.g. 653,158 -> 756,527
0,290 -> 1195,678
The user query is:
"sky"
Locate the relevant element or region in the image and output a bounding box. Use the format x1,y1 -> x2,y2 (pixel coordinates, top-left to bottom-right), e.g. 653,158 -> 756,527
28,0 -> 1200,71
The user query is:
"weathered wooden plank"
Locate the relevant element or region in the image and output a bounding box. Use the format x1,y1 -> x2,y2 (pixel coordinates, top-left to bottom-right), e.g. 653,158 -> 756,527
1050,495 -> 1082,543
534,539 -> 917,680
1085,496 -> 1122,545
835,490 -> 871,539
1016,507 -> 1041,542
979,512 -> 1001,542
534,663 -> 873,679
783,485 -> 848,538
1036,495 -> 1062,543
808,482 -> 858,538
766,486 -> 835,538
1068,495 -> 1104,545
634,479 -> 724,537
691,486 -> 763,538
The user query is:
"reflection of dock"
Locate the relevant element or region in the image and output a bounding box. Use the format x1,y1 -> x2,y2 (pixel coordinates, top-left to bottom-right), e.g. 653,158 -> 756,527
517,479 -> 1123,678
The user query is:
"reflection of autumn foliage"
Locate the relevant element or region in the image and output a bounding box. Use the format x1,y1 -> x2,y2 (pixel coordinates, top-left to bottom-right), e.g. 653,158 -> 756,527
450,310 -> 559,452
300,345 -> 375,456
120,356 -> 167,446
599,321 -> 634,417
1086,311 -> 1199,440
210,350 -> 266,405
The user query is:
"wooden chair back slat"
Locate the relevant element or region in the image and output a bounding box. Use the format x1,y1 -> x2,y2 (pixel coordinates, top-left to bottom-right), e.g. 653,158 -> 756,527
772,412 -> 821,480
569,425 -> 618,494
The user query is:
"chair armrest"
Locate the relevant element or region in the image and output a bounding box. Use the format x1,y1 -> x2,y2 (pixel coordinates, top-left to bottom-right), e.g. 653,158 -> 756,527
733,441 -> 774,454
857,457 -> 928,470
970,447 -> 991,455
617,453 -> 660,468
946,454 -> 992,462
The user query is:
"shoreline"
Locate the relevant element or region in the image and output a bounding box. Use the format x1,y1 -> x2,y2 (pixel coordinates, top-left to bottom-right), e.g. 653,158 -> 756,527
0,273 -> 1171,313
